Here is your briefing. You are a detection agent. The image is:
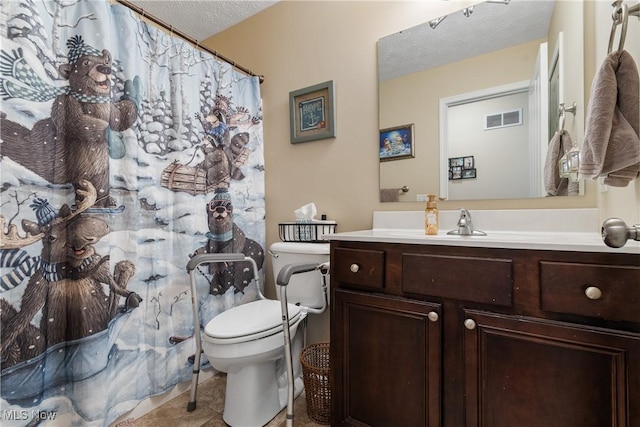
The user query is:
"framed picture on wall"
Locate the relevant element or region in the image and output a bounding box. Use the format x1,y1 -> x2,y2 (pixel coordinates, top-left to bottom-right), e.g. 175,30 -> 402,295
449,157 -> 464,168
379,124 -> 415,161
462,168 -> 476,179
463,156 -> 474,169
289,80 -> 336,143
450,166 -> 462,180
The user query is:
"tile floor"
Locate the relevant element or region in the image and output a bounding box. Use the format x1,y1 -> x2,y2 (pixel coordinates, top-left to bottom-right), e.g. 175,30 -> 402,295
131,373 -> 326,427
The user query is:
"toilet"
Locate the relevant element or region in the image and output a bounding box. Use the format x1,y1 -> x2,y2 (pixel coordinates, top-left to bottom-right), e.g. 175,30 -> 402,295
201,241 -> 330,427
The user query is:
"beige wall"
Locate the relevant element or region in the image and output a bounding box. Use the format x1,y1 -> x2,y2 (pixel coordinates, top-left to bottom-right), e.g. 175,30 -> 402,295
205,0 -> 640,343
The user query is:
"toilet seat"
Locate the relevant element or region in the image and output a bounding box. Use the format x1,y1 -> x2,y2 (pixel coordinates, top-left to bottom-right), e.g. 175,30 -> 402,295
204,299 -> 302,344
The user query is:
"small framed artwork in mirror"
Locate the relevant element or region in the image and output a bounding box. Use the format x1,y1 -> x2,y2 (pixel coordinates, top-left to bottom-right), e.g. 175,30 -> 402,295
449,156 -> 475,180
450,166 -> 462,180
449,157 -> 464,168
462,169 -> 477,179
463,156 -> 474,169
379,124 -> 415,161
289,80 -> 336,144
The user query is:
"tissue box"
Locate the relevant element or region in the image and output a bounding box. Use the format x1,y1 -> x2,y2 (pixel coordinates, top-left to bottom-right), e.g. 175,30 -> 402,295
278,221 -> 337,243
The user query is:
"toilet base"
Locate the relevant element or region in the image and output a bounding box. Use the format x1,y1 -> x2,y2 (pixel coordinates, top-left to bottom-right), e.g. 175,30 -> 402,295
216,327 -> 305,426
223,361 -> 306,425
222,363 -> 305,426
224,361 -> 275,426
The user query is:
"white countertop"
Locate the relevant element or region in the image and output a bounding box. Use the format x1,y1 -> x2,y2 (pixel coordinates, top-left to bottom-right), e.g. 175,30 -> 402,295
325,209 -> 640,254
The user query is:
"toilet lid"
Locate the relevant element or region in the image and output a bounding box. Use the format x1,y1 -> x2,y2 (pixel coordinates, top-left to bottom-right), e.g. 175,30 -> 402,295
204,299 -> 302,340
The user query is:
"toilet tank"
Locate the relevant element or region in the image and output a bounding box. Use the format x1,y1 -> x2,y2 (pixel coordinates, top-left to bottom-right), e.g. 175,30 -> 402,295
270,242 -> 329,309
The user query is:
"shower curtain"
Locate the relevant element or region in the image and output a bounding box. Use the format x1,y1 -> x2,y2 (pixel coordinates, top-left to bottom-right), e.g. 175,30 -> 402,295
0,1 -> 265,425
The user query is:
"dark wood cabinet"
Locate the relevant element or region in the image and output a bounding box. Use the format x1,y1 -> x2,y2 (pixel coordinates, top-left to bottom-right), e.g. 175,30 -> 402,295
329,240 -> 640,427
463,309 -> 640,427
333,289 -> 442,427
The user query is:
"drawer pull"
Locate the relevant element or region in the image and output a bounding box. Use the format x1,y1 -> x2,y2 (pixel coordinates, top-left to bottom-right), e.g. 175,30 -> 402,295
350,263 -> 360,273
428,311 -> 439,322
585,286 -> 603,300
464,319 -> 476,330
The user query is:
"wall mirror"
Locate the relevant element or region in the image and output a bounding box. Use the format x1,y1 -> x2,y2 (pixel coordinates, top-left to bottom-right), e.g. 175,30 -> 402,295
378,0 -> 585,202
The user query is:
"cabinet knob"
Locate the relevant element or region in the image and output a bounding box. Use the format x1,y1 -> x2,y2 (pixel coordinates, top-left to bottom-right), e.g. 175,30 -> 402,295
350,263 -> 360,273
585,286 -> 602,300
428,311 -> 439,322
464,319 -> 476,330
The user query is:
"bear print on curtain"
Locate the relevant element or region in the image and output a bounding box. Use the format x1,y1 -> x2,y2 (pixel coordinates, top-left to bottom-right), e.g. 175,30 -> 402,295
0,1 -> 265,425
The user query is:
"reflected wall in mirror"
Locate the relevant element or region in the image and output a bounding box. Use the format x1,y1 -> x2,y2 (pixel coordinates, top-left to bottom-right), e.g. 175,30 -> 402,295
378,0 -> 585,202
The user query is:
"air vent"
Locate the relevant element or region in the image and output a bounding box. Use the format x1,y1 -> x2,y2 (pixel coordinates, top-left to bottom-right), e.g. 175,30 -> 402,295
484,108 -> 523,130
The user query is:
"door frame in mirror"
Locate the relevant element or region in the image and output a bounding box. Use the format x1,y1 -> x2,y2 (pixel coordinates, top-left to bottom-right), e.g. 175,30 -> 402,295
439,80 -> 530,200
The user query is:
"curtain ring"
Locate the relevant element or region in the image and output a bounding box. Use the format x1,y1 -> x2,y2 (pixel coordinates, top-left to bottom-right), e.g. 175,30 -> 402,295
608,3 -> 629,54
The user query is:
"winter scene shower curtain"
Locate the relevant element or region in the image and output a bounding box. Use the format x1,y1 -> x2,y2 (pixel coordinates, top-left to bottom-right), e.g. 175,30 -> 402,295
0,1 -> 265,425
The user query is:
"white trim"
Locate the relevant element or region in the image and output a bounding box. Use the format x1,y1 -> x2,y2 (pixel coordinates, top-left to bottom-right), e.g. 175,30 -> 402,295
529,41 -> 549,198
549,31 -> 565,121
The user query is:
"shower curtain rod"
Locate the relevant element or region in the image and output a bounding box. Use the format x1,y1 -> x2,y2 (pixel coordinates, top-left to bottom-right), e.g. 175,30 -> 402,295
114,0 -> 265,83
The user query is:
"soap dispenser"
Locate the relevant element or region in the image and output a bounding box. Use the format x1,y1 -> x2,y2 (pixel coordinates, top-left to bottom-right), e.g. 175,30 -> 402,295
425,194 -> 438,235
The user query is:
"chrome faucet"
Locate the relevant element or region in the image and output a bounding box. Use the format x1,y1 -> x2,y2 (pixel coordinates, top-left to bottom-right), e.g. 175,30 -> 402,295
447,208 -> 486,236
456,208 -> 474,235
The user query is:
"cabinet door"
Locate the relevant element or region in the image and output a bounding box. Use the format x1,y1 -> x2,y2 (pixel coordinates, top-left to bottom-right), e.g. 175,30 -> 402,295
463,309 -> 640,427
332,289 -> 442,427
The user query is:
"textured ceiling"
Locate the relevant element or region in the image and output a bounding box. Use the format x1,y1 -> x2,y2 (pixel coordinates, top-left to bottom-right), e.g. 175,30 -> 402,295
126,0 -> 278,41
123,0 -> 555,82
378,0 -> 556,81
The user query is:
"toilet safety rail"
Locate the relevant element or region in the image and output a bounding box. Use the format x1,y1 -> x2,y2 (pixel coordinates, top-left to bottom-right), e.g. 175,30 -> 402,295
184,252 -> 330,427
185,253 -> 262,412
276,261 -> 330,427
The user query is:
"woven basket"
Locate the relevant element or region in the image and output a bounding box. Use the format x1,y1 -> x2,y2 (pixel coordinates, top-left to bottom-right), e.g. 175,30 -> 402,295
300,342 -> 331,425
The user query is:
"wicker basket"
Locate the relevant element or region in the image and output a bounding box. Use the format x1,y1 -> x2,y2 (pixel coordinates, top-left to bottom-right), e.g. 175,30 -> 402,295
300,342 -> 331,425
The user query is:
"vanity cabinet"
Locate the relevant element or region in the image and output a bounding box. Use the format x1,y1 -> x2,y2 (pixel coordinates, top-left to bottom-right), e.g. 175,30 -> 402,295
329,241 -> 640,427
333,289 -> 442,427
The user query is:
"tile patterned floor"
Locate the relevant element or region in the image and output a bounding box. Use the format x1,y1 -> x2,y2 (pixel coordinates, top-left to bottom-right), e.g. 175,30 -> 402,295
131,373 -> 326,427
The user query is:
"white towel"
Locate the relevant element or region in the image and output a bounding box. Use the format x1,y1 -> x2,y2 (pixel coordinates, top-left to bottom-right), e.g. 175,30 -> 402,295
579,50 -> 640,187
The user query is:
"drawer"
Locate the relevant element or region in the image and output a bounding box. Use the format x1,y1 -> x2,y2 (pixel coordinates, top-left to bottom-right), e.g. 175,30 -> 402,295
402,253 -> 513,306
333,247 -> 385,290
540,261 -> 640,323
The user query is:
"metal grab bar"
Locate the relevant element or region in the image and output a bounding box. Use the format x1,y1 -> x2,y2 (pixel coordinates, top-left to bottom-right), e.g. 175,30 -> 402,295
186,253 -> 260,412
185,253 -> 330,427
276,261 -> 330,427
